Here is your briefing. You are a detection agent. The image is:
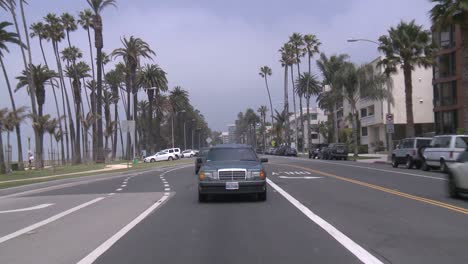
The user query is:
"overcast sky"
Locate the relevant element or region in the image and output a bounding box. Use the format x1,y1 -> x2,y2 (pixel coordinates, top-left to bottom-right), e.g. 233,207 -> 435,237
2,0 -> 432,140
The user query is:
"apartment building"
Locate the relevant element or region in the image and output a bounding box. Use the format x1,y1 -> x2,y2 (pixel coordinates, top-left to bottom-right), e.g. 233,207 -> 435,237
289,107 -> 328,148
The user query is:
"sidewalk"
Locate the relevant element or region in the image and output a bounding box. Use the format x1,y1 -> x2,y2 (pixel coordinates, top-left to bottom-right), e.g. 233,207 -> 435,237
0,164 -> 132,184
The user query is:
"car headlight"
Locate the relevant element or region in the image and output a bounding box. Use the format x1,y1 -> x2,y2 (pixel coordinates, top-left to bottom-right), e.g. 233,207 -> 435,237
248,169 -> 266,180
199,170 -> 217,181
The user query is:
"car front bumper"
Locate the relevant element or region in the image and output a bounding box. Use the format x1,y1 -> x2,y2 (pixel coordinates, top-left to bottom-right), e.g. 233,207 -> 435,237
199,180 -> 266,194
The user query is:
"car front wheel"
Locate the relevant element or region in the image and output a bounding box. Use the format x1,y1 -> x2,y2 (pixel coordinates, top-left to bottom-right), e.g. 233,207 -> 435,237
391,156 -> 399,168
421,160 -> 430,171
198,192 -> 208,202
150,158 -> 155,163
168,156 -> 173,161
258,191 -> 267,201
405,157 -> 414,169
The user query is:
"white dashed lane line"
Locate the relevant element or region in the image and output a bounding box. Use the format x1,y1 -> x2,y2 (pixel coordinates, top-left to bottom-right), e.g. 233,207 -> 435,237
116,188 -> 123,192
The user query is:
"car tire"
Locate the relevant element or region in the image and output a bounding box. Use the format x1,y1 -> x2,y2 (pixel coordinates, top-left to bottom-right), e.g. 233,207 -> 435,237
391,156 -> 399,168
258,191 -> 267,201
198,192 -> 208,202
190,154 -> 193,158
168,156 -> 173,161
421,160 -> 430,171
440,160 -> 448,173
150,158 -> 155,163
447,172 -> 460,199
344,157 -> 348,161
405,157 -> 414,169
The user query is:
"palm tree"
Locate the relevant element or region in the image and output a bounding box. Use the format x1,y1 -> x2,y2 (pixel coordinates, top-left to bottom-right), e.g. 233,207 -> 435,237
273,109 -> 292,145
65,61 -> 91,164
29,114 -> 55,168
334,63 -> 392,158
78,9 -> 95,82
304,34 -> 321,75
169,86 -> 190,147
44,13 -> 75,162
60,13 -> 77,48
289,33 -> 306,151
296,72 -> 321,149
138,64 -> 168,151
4,107 -> 27,171
378,20 -> 435,137
103,88 -> 118,156
0,108 -> 8,174
87,0 -> 117,163
316,53 -> 349,142
0,21 -> 26,170
44,117 -> 58,164
82,112 -> 97,161
279,43 -> 295,145
257,105 -> 268,152
105,68 -> 123,159
258,66 -> 274,134
112,35 -> 155,155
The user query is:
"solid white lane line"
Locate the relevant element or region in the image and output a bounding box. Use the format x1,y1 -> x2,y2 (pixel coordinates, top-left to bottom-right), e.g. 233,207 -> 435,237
267,178 -> 383,264
0,203 -> 54,214
77,195 -> 170,264
116,188 -> 123,192
0,197 -> 104,244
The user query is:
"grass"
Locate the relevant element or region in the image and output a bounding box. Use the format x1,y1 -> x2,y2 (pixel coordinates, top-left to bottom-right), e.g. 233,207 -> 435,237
0,158 -> 193,190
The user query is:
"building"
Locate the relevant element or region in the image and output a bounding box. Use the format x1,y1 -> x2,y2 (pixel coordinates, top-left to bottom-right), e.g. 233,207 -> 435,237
340,56 -> 434,153
221,132 -> 229,144
432,25 -> 466,134
289,107 -> 328,149
227,124 -> 236,144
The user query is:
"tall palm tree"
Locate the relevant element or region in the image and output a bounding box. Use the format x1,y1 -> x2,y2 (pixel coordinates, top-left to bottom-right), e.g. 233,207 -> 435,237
0,21 -> 26,170
29,113 -> 55,168
87,0 -> 117,163
316,53 -> 349,142
279,43 -> 295,145
138,64 -> 168,151
44,13 -> 75,162
334,63 -> 392,158
296,72 -> 321,149
378,20 -> 435,137
257,105 -> 268,152
44,117 -> 58,164
60,13 -> 77,48
169,86 -> 189,147
273,109 -> 291,146
105,68 -> 123,159
82,112 -> 97,161
4,106 -> 27,171
103,88 -> 117,155
112,35 -> 155,155
0,108 -> 8,174
78,9 -> 95,82
304,34 -> 321,76
289,33 -> 305,151
258,66 -> 274,134
65,61 -> 91,164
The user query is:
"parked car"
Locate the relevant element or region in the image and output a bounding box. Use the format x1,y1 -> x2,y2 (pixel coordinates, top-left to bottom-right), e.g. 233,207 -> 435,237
309,144 -> 328,159
421,135 -> 468,172
318,146 -> 330,160
181,149 -> 196,158
391,137 -> 432,169
195,147 -> 210,174
275,146 -> 287,156
284,147 -> 298,157
143,151 -> 177,162
446,149 -> 468,198
198,144 -> 268,202
326,143 -> 348,160
161,148 -> 181,159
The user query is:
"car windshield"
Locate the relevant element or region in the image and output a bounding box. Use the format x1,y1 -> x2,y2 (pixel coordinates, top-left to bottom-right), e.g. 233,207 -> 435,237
206,148 -> 257,161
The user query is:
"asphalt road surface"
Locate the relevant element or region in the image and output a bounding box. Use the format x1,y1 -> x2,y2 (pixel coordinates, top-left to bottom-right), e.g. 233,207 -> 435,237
0,156 -> 467,264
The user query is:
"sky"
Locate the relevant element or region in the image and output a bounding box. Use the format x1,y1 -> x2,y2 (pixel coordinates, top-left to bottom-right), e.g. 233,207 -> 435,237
1,0 -> 433,155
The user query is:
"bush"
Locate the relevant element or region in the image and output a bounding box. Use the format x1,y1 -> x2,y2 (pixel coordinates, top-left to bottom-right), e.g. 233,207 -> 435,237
348,144 -> 368,154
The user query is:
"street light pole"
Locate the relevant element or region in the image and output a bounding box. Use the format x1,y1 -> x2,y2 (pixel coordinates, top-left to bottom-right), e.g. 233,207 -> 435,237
171,114 -> 175,148
183,121 -> 187,150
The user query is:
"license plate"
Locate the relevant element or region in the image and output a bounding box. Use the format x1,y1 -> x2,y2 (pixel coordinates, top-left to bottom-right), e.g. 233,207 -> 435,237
225,182 -> 239,190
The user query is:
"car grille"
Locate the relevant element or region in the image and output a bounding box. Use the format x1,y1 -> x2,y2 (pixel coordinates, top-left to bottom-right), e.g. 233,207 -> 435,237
218,170 -> 246,181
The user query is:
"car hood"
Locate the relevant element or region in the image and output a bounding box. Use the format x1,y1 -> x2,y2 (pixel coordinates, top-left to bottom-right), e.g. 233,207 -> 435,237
201,160 -> 262,171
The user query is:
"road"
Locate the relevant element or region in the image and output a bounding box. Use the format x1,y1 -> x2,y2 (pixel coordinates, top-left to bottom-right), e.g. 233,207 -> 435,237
0,156 -> 467,263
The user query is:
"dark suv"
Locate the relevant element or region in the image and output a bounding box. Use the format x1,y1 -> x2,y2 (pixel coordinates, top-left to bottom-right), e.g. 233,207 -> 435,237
326,143 -> 348,160
198,144 -> 268,202
309,144 -> 328,159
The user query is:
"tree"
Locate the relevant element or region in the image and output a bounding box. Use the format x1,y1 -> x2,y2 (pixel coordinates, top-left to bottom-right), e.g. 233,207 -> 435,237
138,64 -> 168,151
29,114 -> 55,168
279,43 -> 295,145
334,63 -> 392,158
296,72 -> 321,149
3,107 -> 27,171
0,108 -> 8,174
258,66 -> 274,135
103,88 -> 117,155
257,105 -> 268,152
44,117 -> 59,164
273,109 -> 292,146
0,20 -> 26,170
87,0 -> 117,163
378,20 -> 435,137
82,112 -> 97,161
169,86 -> 190,147
78,9 -> 95,82
112,35 -> 155,156
105,68 -> 123,159
316,53 -> 349,142
65,61 -> 91,164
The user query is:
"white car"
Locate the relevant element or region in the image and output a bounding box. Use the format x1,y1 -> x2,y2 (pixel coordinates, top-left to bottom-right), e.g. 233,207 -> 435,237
143,151 -> 177,162
447,150 -> 468,198
422,135 -> 468,172
161,148 -> 181,159
181,150 -> 196,158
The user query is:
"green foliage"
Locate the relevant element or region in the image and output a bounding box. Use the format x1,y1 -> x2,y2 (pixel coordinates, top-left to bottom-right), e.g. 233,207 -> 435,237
339,128 -> 353,144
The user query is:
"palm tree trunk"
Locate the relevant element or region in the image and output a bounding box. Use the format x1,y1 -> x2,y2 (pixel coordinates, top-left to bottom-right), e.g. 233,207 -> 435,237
94,13 -> 105,163
49,134 -> 54,165
0,131 -> 5,174
403,64 -> 415,137
0,57 -> 24,171
290,65 -> 298,149
126,86 -> 131,160
112,103 -> 118,160
131,72 -> 138,155
73,82 -> 82,165
296,61 -> 305,153
86,28 -> 95,82
283,66 -> 290,145
306,95 -> 311,150
264,76 -> 274,141
147,90 -> 154,152
117,112 -> 125,159
351,103 -> 358,158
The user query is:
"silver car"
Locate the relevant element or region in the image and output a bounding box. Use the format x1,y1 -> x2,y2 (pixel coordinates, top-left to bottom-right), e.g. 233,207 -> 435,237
446,150 -> 468,198
422,135 -> 468,172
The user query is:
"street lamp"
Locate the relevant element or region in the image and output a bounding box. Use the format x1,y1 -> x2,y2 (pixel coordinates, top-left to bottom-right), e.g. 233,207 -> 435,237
347,37 -> 394,158
190,119 -> 196,149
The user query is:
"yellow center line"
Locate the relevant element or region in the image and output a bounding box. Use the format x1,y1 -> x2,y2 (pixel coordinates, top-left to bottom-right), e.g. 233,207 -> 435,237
273,163 -> 468,215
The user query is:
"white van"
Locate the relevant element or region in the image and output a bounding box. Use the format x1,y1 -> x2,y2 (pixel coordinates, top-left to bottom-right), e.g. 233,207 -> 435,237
422,135 -> 468,172
161,148 -> 181,159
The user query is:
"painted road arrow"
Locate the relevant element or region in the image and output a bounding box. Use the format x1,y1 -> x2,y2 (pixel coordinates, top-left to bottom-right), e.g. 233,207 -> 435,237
278,176 -> 322,179
0,203 -> 54,214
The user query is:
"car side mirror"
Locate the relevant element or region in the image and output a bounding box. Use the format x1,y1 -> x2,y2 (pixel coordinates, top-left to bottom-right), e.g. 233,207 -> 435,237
260,158 -> 268,163
196,157 -> 203,163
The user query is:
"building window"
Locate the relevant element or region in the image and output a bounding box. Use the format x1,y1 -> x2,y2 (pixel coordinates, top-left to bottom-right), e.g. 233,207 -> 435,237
361,127 -> 368,137
337,109 -> 343,119
435,110 -> 458,134
360,108 -> 367,118
311,134 -> 319,140
433,26 -> 455,49
434,53 -> 456,79
310,113 -> 318,120
434,81 -> 457,107
368,105 -> 375,116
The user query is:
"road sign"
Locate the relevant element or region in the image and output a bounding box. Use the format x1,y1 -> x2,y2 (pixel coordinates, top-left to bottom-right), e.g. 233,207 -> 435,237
386,123 -> 395,134
386,113 -> 394,124
206,137 -> 212,144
